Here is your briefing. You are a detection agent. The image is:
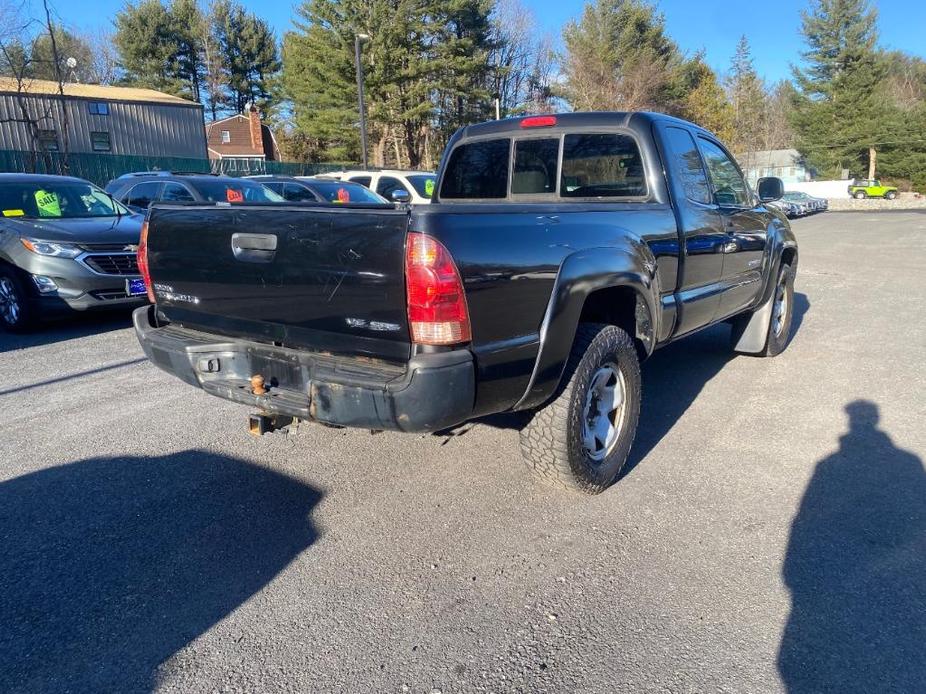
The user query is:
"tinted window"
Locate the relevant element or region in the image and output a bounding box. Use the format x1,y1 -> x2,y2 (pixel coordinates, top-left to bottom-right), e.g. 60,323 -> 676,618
262,182 -> 284,195
406,174 -> 436,198
698,138 -> 750,206
125,181 -> 161,208
283,183 -> 318,201
190,180 -> 283,203
348,176 -> 372,188
561,133 -> 646,198
376,176 -> 409,199
440,138 -> 510,199
664,127 -> 711,204
306,180 -> 386,204
512,138 -> 559,194
161,182 -> 195,202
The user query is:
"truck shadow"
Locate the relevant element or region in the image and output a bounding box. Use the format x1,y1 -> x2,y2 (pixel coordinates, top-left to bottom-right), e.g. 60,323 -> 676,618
473,292 -> 810,481
621,291 -> 809,477
0,310 -> 134,354
777,401 -> 925,692
0,450 -> 321,692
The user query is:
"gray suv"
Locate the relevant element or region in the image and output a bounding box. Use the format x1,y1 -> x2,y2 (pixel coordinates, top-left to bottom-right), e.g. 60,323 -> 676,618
0,174 -> 146,331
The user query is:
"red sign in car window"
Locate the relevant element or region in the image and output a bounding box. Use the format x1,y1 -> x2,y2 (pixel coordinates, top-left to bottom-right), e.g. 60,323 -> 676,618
336,187 -> 350,204
226,187 -> 244,203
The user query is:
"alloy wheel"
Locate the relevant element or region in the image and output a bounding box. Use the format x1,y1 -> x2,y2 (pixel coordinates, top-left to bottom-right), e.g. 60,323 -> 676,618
582,363 -> 627,462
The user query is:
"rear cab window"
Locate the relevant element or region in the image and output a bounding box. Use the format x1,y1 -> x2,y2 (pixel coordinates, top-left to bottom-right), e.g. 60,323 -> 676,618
438,129 -> 647,201
439,138 -> 511,199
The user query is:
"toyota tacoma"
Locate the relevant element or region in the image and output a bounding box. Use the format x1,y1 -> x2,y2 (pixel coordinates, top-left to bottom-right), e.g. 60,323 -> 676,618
134,112 -> 798,494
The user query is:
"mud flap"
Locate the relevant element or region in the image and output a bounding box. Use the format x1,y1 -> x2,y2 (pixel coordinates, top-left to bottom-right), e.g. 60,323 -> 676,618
732,291 -> 774,354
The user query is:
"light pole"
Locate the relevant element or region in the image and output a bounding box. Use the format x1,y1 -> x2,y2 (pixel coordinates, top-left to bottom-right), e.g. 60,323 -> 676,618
354,33 -> 370,169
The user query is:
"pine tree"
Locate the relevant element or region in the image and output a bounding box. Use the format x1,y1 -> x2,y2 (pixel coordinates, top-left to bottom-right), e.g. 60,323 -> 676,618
791,0 -> 885,178
282,0 -> 495,166
114,0 -> 184,95
677,55 -> 734,142
726,35 -> 767,168
560,0 -> 683,112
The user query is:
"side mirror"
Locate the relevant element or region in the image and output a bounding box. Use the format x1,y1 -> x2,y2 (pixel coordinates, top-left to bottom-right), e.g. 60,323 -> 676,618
391,189 -> 411,203
757,177 -> 784,202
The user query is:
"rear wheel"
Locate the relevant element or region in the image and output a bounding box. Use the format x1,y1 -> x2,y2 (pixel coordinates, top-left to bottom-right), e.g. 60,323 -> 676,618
519,323 -> 641,494
854,191 -> 867,199
0,267 -> 35,333
885,190 -> 897,200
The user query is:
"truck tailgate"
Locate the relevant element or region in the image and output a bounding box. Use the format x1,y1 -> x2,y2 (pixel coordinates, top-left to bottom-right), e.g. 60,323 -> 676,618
146,204 -> 411,361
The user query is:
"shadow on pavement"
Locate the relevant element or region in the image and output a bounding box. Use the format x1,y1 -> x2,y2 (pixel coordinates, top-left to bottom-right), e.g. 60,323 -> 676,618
778,401 -> 926,692
472,293 -> 810,473
0,310 -> 134,354
0,450 -> 321,692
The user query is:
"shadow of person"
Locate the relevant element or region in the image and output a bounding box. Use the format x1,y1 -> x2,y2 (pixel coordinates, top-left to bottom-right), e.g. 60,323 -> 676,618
0,450 -> 321,692
778,401 -> 926,692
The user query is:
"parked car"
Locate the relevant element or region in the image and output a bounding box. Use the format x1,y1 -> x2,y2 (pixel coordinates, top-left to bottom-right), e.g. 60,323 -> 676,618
134,112 -> 797,495
326,169 -> 436,204
782,191 -> 827,214
847,179 -> 898,200
243,175 -> 389,204
0,174 -> 146,331
768,199 -> 804,219
105,172 -> 283,213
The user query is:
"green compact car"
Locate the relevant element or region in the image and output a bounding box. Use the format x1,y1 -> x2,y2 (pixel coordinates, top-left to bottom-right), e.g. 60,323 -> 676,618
847,179 -> 898,200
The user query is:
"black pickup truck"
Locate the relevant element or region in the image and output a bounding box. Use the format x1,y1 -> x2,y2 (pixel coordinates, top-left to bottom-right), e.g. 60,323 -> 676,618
134,112 -> 797,494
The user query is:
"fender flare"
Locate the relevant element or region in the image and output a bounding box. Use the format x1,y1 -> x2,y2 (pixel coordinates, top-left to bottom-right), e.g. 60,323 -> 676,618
512,246 -> 659,411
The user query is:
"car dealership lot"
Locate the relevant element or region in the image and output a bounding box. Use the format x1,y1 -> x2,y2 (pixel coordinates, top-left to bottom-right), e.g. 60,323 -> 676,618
1,212 -> 923,693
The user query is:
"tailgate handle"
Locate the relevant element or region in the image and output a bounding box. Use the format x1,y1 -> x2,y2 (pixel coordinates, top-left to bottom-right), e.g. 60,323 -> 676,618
231,233 -> 277,262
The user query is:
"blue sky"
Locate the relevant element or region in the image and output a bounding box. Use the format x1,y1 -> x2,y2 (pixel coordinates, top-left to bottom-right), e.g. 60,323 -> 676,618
55,0 -> 926,84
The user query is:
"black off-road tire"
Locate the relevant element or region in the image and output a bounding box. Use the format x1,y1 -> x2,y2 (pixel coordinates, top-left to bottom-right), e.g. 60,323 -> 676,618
885,190 -> 897,200
760,263 -> 794,357
519,323 -> 641,494
0,265 -> 36,333
854,191 -> 867,199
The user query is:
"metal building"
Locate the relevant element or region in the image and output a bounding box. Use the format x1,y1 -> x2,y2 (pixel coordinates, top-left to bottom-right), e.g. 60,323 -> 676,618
0,78 -> 207,159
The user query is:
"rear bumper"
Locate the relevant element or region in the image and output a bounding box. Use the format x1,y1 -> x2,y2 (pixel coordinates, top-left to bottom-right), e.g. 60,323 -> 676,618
133,306 -> 475,433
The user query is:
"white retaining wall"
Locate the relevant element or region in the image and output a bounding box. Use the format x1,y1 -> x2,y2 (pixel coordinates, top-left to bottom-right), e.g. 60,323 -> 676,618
786,180 -> 852,199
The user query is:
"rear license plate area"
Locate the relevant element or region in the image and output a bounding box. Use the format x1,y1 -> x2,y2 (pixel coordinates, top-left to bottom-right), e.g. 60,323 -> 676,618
248,352 -> 304,391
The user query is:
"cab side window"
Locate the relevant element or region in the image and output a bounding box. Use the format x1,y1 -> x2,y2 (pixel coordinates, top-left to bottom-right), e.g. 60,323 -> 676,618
664,127 -> 711,204
349,176 -> 372,188
697,138 -> 750,206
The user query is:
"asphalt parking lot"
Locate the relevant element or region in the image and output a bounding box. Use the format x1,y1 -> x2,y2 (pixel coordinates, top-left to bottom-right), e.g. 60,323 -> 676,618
1,211 -> 924,693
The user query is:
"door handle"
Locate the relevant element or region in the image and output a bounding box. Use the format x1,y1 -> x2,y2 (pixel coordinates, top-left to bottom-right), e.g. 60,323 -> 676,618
231,233 -> 277,263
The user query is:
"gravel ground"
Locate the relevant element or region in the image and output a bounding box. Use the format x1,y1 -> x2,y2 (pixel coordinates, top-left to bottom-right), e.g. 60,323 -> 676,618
1,211 -> 924,693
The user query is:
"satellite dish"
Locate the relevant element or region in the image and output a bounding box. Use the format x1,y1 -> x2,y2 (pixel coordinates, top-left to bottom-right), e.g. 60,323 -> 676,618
66,57 -> 77,69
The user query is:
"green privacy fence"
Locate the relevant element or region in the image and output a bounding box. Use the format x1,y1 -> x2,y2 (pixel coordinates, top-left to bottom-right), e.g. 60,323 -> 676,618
0,150 -> 351,187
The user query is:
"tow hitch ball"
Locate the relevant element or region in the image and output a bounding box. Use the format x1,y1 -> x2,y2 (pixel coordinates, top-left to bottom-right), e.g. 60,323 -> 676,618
248,413 -> 294,437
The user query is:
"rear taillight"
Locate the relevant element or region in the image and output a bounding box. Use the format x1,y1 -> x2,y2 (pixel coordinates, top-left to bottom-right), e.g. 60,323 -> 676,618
405,232 -> 471,345
137,220 -> 155,303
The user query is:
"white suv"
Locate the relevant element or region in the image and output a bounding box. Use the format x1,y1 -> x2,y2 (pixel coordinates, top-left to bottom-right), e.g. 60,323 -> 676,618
327,170 -> 436,204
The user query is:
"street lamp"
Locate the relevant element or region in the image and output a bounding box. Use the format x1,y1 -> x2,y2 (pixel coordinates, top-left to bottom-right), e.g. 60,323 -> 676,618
354,33 -> 370,169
